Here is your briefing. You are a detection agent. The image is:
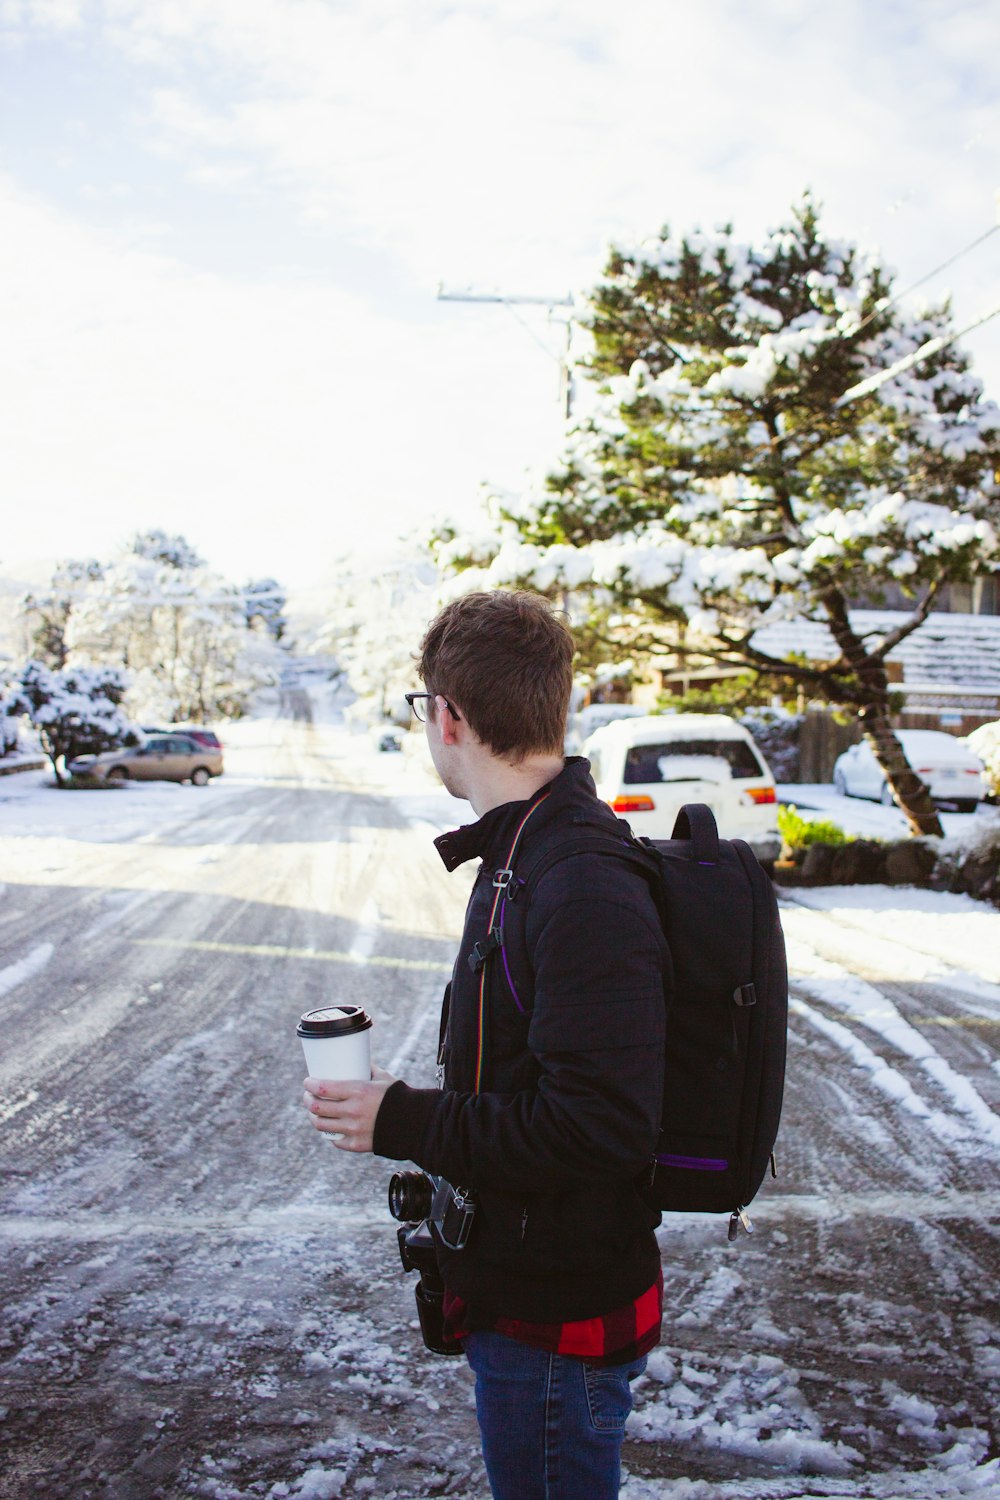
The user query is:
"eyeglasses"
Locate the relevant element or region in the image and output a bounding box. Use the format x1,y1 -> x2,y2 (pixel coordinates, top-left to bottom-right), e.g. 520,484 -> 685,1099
404,691 -> 461,723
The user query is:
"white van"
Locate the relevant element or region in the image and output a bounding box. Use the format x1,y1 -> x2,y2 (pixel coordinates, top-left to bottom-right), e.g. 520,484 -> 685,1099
582,714 -> 781,869
565,702 -> 648,755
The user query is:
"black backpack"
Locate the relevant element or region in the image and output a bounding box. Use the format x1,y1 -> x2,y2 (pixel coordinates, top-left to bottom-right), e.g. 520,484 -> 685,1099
498,802 -> 788,1241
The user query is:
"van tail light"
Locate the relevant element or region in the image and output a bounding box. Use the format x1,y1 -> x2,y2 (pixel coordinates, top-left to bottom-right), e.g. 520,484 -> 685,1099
746,787 -> 776,805
963,769 -> 982,776
610,795 -> 656,814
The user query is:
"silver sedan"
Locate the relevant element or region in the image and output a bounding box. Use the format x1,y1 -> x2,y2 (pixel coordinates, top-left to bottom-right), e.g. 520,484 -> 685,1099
833,730 -> 985,811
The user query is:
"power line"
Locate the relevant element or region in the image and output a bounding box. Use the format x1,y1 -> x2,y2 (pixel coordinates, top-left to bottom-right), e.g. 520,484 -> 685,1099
436,287 -> 573,307
437,204 -> 1000,431
845,216 -> 1000,344
437,284 -> 576,418
836,297 -> 1000,406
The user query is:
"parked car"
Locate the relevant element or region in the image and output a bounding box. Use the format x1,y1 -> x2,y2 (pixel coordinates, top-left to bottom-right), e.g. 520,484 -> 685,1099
377,730 -> 403,753
69,732 -> 223,786
582,713 -> 781,869
832,730 -> 986,812
142,724 -> 222,750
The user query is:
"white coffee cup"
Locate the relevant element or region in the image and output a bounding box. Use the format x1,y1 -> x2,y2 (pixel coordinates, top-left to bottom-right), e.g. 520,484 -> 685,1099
298,1006 -> 373,1081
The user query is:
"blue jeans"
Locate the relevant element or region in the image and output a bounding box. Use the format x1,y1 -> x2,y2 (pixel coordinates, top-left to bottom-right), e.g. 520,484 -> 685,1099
464,1331 -> 646,1500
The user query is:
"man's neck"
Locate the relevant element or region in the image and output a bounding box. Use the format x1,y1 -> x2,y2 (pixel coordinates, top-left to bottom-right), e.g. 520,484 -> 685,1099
466,753 -> 565,818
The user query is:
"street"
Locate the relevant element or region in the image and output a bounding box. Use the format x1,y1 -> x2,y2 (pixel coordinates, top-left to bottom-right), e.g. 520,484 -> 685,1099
1,702 -> 998,1500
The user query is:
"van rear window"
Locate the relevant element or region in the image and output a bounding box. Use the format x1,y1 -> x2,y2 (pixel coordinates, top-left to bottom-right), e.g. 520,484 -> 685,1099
624,739 -> 764,783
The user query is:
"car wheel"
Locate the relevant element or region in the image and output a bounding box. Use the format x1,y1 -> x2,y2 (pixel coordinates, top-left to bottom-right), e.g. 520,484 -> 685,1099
833,770 -> 848,796
191,767 -> 210,786
107,766 -> 129,783
879,780 -> 896,807
955,799 -> 979,814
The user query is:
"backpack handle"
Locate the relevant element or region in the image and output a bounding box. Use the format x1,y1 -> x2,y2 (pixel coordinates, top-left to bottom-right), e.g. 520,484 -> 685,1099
671,803 -> 720,864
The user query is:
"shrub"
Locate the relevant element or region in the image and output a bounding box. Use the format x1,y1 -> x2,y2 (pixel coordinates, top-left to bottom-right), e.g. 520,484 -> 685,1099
740,708 -> 803,783
777,804 -> 851,851
18,660 -> 137,785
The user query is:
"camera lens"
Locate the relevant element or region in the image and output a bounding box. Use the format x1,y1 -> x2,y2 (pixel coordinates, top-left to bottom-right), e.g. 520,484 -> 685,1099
388,1171 -> 434,1223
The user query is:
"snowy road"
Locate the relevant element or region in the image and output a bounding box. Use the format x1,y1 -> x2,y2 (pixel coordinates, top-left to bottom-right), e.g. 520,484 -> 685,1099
1,708 -> 998,1499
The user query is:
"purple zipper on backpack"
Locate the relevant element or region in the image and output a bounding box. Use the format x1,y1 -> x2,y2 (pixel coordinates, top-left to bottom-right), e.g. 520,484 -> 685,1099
655,1153 -> 729,1172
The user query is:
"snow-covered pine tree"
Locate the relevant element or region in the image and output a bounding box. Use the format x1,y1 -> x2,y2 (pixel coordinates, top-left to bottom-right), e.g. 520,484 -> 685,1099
446,197 -> 1000,836
244,579 -> 288,642
130,529 -> 204,571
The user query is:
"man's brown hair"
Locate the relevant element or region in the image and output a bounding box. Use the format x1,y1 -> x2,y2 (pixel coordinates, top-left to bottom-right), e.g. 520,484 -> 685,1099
418,591 -> 574,761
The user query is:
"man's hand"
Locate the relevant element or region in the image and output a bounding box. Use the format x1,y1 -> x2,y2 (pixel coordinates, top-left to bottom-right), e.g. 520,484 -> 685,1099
302,1065 -> 396,1153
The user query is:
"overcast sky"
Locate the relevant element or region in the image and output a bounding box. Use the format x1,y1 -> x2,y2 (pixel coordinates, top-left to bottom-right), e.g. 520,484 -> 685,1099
1,0 -> 998,598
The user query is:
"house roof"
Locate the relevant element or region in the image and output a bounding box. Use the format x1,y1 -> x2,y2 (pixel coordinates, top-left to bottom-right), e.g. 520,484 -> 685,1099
750,611 -> 1000,700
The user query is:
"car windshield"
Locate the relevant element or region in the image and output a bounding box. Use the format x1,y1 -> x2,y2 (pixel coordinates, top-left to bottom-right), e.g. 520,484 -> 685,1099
624,739 -> 764,784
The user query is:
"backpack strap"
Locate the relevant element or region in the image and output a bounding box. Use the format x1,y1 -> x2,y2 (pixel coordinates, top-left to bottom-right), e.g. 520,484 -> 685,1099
670,803 -> 721,864
476,816 -> 666,1058
514,827 -> 660,906
470,789 -> 552,1092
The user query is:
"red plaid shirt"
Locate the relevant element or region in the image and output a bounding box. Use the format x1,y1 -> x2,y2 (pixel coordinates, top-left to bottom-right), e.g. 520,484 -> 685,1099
442,1268 -> 663,1368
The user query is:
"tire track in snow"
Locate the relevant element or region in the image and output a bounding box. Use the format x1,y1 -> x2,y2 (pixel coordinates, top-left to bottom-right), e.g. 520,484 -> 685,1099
0,942 -> 53,997
784,912 -> 1000,1149
791,997 -> 967,1146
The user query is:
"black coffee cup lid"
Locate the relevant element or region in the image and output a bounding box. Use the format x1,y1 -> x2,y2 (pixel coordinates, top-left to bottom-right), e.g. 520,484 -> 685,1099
297,1005 -> 372,1038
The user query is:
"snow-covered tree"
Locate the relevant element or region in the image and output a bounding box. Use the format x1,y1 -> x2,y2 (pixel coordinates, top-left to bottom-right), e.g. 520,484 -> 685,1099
316,554 -> 438,726
1,674 -> 25,756
130,529 -> 204,571
244,578 -> 288,641
20,558 -> 104,669
65,547 -> 282,723
19,661 -> 137,784
443,198 -> 1000,836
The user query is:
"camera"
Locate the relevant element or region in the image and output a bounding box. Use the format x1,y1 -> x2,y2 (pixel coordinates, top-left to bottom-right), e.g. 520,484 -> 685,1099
388,1171 -> 477,1357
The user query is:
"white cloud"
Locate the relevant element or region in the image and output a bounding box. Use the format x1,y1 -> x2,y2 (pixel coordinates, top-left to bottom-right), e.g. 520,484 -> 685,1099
16,0 -> 83,29
82,2 -> 999,306
0,175 -> 564,587
1,0 -> 999,591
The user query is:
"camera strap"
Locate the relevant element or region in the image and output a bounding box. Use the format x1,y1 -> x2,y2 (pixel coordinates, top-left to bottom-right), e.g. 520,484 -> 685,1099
472,789 -> 550,1093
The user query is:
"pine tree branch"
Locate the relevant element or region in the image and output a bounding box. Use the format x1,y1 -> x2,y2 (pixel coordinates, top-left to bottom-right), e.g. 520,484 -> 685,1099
859,585 -> 940,665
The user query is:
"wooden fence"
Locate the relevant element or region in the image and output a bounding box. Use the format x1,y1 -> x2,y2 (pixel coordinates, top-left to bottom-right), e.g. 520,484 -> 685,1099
795,712 -> 864,783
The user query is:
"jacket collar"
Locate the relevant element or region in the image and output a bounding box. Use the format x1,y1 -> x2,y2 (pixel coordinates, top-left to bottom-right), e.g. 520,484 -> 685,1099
434,757 -> 598,872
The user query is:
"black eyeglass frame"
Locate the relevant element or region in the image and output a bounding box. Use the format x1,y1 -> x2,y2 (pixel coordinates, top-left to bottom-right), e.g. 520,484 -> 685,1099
404,691 -> 461,723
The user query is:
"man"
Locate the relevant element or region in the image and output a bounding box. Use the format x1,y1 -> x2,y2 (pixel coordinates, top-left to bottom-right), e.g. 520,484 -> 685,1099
303,590 -> 667,1500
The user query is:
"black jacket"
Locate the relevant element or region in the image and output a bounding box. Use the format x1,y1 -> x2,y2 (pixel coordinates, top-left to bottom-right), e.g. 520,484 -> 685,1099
373,758 -> 667,1325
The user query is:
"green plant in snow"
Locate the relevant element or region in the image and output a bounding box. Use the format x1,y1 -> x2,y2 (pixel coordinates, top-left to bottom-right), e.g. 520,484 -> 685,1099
777,804 -> 851,849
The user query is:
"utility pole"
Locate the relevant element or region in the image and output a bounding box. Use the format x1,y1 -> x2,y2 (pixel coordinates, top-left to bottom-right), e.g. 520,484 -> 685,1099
436,286 -> 576,420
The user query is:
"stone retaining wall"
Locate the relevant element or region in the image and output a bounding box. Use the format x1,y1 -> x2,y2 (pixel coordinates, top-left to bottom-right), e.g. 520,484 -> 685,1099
774,832 -> 1000,908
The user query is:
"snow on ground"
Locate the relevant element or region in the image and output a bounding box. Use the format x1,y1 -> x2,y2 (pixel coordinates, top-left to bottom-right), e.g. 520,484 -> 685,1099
0,721 -> 267,842
0,712 -> 467,909
780,887 -> 1000,1149
786,885 -> 1000,987
2,694 -> 999,1498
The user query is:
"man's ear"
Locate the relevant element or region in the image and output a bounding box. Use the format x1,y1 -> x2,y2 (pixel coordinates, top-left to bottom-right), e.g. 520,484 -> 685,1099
436,696 -> 461,746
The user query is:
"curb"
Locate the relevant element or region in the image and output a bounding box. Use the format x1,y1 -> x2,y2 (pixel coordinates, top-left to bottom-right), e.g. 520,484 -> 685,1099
0,758 -> 46,778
